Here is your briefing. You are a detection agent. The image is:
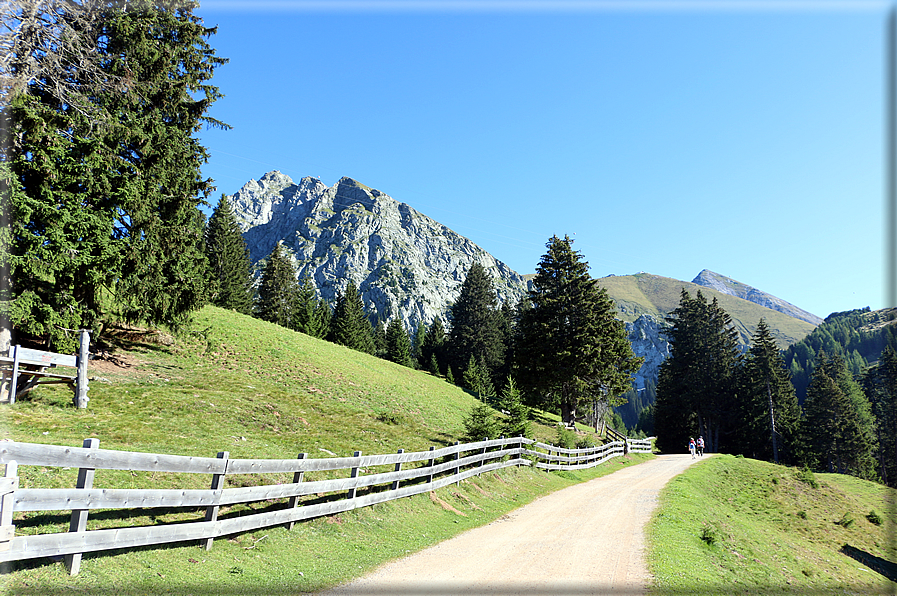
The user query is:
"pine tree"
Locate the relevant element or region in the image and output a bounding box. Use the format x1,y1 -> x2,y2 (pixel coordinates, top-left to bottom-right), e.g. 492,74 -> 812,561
446,263 -> 505,385
5,2 -> 227,351
205,195 -> 253,314
329,281 -> 375,354
255,243 -> 298,328
386,318 -> 413,367
800,352 -> 877,478
735,319 -> 801,464
463,355 -> 496,402
655,290 -> 741,454
515,235 -> 642,426
293,276 -> 329,338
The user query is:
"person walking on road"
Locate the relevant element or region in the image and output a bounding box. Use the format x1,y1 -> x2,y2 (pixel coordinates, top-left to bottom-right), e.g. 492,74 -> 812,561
689,437 -> 696,459
696,436 -> 704,457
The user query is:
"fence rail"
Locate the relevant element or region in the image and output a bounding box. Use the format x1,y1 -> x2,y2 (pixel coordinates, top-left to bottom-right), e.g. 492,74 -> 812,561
0,435 -> 652,574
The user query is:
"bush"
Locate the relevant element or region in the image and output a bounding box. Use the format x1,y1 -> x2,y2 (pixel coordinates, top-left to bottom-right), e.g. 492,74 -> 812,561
700,522 -> 719,546
555,426 -> 577,450
797,510 -> 808,520
796,466 -> 819,489
835,512 -> 854,528
575,435 -> 596,450
866,510 -> 883,526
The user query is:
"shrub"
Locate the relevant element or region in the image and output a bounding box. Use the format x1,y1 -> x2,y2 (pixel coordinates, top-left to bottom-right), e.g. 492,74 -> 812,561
797,510 -> 808,520
797,466 -> 819,489
835,512 -> 854,528
463,403 -> 499,441
866,510 -> 883,526
555,426 -> 577,450
700,522 -> 719,546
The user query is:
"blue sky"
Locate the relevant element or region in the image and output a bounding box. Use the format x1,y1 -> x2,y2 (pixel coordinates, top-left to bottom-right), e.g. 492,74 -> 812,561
196,0 -> 892,320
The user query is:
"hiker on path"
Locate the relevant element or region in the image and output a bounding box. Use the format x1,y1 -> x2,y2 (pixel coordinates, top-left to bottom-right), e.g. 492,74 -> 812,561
689,437 -> 696,459
696,436 -> 704,457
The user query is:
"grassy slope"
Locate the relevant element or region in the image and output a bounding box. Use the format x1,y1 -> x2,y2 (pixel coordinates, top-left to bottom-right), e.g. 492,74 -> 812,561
0,305 -> 652,595
648,454 -> 896,595
598,273 -> 817,347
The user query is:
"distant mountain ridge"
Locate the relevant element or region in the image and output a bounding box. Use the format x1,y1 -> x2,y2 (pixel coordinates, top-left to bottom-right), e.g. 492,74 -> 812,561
691,269 -> 823,326
229,171 -> 820,395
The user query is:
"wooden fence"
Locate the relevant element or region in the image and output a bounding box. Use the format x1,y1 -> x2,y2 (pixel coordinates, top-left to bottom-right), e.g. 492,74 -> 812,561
0,435 -> 653,575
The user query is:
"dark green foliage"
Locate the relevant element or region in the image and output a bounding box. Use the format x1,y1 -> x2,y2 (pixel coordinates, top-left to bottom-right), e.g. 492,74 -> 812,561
866,510 -> 883,525
515,235 -> 643,426
783,307 -> 897,403
292,276 -> 329,339
499,377 -> 530,438
555,426 -> 577,450
410,321 -> 426,368
386,318 -> 413,367
800,352 -> 877,479
371,320 -> 387,359
615,380 -> 655,429
463,355 -> 496,402
205,195 -> 253,314
447,263 -> 506,386
463,403 -> 500,442
418,317 -> 446,374
734,319 -> 801,464
636,403 -> 655,436
329,281 -> 375,354
255,243 -> 298,328
654,290 -> 741,454
864,346 -> 897,486
796,466 -> 818,488
5,2 -> 227,351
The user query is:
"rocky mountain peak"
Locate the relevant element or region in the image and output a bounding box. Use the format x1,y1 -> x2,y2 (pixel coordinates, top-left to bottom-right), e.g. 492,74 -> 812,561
691,269 -> 823,326
230,171 -> 528,332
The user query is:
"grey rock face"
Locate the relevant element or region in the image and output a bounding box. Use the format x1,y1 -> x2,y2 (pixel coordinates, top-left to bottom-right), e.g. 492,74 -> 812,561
230,171 -> 528,331
625,314 -> 671,391
691,269 -> 823,326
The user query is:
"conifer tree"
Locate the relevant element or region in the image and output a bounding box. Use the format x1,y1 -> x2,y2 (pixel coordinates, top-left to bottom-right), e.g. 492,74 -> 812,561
293,276 -> 329,338
371,319 -> 387,359
735,319 -> 801,464
205,195 -> 253,314
329,281 -> 375,354
418,317 -> 446,373
386,318 -> 413,367
255,243 -> 298,328
463,355 -> 496,402
4,1 -> 227,351
655,289 -> 741,454
864,346 -> 897,486
447,263 -> 505,385
500,377 -> 531,438
515,235 -> 642,426
800,352 -> 877,478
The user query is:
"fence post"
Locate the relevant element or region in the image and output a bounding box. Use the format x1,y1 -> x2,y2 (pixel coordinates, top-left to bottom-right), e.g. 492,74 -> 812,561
74,330 -> 90,409
347,451 -> 361,499
480,437 -> 488,468
454,441 -> 461,485
65,438 -> 99,576
287,452 -> 306,530
426,446 -> 435,483
7,346 -> 20,405
203,451 -> 228,551
391,449 -> 404,491
0,461 -> 17,552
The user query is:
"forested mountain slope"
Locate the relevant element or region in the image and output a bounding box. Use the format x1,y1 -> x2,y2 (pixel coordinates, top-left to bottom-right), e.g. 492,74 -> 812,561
784,306 -> 897,403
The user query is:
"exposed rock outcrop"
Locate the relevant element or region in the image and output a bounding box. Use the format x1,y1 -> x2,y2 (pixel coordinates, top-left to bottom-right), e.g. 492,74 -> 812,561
230,171 -> 528,331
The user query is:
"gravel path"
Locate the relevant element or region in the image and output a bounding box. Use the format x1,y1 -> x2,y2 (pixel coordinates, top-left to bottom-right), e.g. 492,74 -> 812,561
320,454 -> 704,596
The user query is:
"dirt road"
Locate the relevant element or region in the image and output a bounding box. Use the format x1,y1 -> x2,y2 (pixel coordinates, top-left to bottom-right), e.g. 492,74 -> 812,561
321,454 -> 704,595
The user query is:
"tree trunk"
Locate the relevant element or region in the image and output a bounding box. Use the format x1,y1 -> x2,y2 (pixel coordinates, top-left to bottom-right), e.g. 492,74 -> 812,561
767,382 -> 779,464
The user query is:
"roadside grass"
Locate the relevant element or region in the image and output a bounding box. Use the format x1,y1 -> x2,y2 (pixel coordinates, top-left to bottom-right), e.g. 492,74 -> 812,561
0,305 -> 644,594
647,454 -> 896,595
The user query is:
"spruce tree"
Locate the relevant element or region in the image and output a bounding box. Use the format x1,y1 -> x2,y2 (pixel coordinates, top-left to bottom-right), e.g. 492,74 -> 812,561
446,263 -> 505,385
500,377 -> 531,438
293,276 -> 329,338
330,281 -> 375,354
255,243 -> 298,328
800,352 -> 877,478
515,235 -> 642,426
386,318 -> 413,367
205,195 -> 253,314
864,346 -> 897,486
654,289 -> 740,454
735,319 -> 801,464
5,2 -> 227,351
418,317 -> 446,373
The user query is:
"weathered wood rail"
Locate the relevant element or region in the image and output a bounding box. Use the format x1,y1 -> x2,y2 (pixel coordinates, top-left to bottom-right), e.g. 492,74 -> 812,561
0,435 -> 652,574
0,330 -> 91,408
